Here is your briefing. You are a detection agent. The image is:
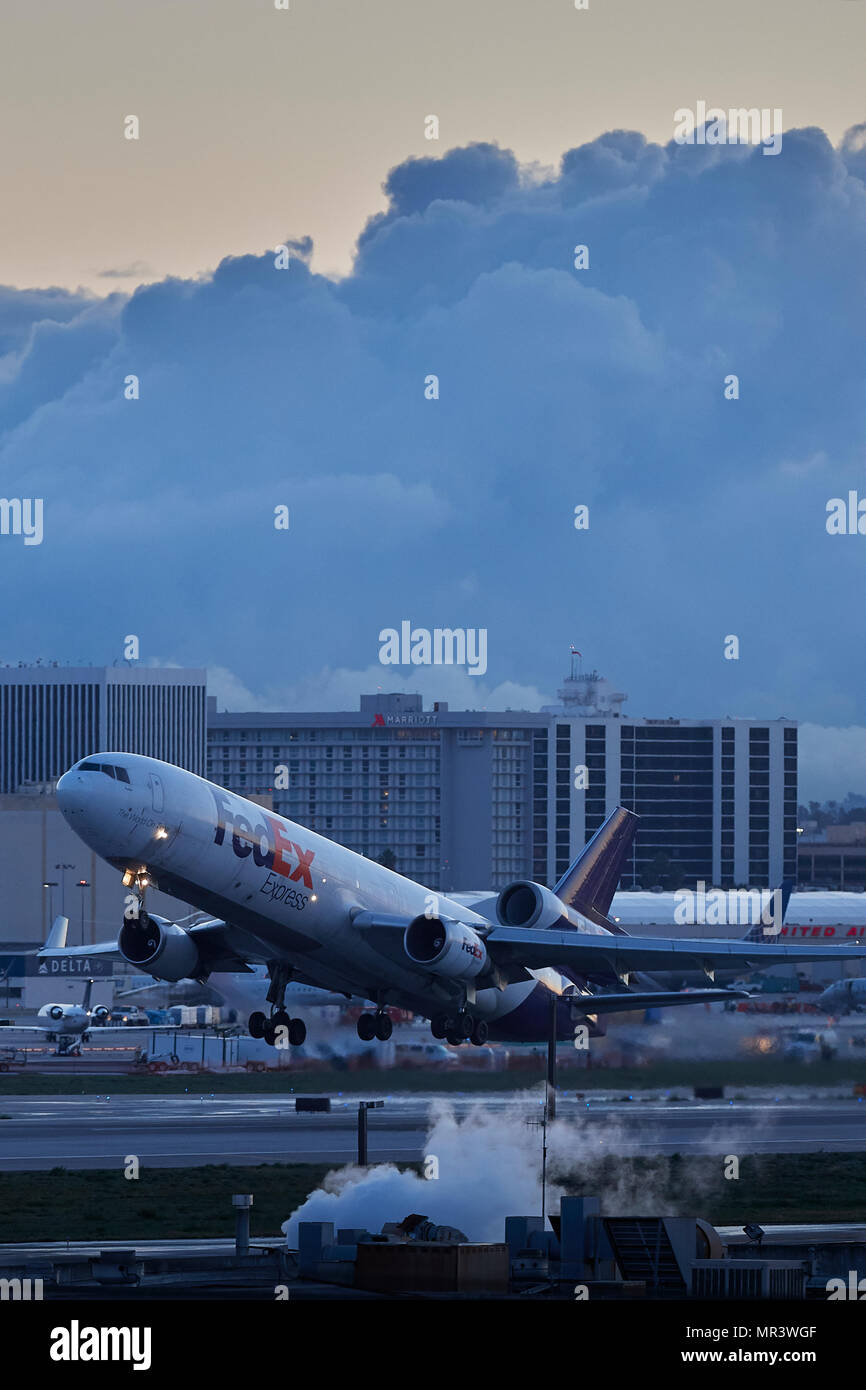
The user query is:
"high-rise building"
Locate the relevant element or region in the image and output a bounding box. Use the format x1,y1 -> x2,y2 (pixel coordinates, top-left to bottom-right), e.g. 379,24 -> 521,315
207,667 -> 796,891
0,664 -> 207,791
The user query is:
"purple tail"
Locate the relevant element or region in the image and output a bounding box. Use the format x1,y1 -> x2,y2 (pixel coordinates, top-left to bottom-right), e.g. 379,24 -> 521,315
553,806 -> 639,930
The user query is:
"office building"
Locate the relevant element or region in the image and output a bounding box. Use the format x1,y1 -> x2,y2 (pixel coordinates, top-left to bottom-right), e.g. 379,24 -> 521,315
0,664 -> 207,792
207,666 -> 796,891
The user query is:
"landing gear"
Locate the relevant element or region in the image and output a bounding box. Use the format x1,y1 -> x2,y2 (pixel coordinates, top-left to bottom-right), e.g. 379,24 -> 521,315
288,1018 -> 306,1047
431,1013 -> 449,1040
443,1011 -> 474,1046
357,1010 -> 392,1042
470,1019 -> 488,1046
357,1013 -> 376,1042
249,964 -> 307,1048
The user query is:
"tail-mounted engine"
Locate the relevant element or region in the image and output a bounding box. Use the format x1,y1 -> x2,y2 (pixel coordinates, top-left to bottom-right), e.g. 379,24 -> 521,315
496,880 -> 572,930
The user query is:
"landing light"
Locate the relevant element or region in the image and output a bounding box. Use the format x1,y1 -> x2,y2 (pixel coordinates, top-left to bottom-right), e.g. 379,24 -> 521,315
154,826 -> 169,840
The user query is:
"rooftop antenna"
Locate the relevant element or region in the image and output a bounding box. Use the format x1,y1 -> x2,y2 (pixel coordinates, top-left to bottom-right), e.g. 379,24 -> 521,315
569,644 -> 582,681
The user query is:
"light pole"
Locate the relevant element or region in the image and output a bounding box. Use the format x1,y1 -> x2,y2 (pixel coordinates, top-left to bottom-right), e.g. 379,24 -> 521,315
43,880 -> 58,921
55,863 -> 74,917
76,880 -> 90,945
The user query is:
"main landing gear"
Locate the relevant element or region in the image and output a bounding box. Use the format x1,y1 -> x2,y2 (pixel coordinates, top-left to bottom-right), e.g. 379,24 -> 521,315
356,1010 -> 393,1042
249,963 -> 307,1048
431,1012 -> 488,1047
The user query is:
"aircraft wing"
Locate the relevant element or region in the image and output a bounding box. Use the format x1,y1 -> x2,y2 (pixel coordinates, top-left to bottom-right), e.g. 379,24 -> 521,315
485,927 -> 866,980
36,919 -> 253,974
567,987 -> 748,1014
37,940 -> 120,959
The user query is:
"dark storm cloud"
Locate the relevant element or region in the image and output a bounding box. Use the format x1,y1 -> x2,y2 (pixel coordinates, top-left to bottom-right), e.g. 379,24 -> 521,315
1,128 -> 865,727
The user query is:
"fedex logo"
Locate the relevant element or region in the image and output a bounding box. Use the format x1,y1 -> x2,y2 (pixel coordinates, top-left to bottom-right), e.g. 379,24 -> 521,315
210,790 -> 315,889
463,941 -> 483,960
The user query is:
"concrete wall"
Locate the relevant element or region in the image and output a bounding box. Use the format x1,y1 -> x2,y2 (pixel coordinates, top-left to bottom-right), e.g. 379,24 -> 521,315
0,795 -> 195,948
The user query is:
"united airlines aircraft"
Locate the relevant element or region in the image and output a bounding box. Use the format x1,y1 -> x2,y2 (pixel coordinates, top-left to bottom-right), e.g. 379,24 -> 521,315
40,753 -> 866,1048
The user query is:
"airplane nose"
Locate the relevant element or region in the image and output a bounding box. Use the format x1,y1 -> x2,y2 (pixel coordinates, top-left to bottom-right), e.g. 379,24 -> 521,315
56,769 -> 86,821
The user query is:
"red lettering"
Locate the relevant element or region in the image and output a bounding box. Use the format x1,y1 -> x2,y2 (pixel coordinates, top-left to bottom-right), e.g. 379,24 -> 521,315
825,927 -> 835,937
290,841 -> 315,889
269,817 -> 294,878
812,926 -> 821,938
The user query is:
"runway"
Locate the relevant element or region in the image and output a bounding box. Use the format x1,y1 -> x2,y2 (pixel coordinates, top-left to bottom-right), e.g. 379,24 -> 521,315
2,1093 -> 866,1170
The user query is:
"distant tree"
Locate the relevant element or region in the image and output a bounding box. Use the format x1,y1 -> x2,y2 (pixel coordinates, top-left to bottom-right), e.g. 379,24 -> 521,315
376,848 -> 398,872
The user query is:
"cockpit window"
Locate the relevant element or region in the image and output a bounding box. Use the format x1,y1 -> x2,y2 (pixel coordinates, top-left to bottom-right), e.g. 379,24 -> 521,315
76,760 -> 130,782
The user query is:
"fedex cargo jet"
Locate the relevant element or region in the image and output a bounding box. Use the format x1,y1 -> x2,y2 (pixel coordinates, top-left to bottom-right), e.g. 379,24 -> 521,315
42,753 -> 866,1049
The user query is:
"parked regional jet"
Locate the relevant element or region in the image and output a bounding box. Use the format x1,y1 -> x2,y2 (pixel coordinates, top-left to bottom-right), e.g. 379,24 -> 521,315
12,977 -> 111,1055
817,977 -> 866,1014
38,753 -> 866,1048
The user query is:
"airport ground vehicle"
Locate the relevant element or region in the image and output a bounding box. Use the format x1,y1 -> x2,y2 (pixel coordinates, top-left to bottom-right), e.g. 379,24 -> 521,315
393,1041 -> 459,1068
782,1027 -> 840,1062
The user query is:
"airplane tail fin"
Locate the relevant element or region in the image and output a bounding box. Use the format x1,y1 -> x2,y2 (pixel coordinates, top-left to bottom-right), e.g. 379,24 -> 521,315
44,916 -> 69,951
742,879 -> 793,942
82,978 -> 94,1013
553,807 -> 639,930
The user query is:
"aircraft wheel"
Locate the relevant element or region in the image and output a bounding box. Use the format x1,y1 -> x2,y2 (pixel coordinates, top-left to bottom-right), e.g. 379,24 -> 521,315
431,1014 -> 449,1039
471,1019 -> 488,1046
357,1013 -> 376,1042
445,1028 -> 464,1047
288,1018 -> 306,1047
263,1018 -> 279,1046
272,1010 -> 291,1030
457,1012 -> 473,1041
374,1012 -> 393,1042
248,1011 -> 266,1040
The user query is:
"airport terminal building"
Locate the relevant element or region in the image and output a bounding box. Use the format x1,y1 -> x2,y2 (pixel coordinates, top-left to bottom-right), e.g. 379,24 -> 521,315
207,668 -> 798,893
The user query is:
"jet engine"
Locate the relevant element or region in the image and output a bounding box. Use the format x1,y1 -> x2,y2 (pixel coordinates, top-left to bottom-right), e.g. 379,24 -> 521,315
496,880 -> 571,931
91,1005 -> 110,1023
119,912 -> 202,982
403,915 -> 488,980
48,1005 -> 65,1021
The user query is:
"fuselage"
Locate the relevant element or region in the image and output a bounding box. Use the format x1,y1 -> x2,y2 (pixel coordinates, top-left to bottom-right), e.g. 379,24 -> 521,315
35,1003 -> 90,1036
818,977 -> 866,1014
56,754 -> 599,1041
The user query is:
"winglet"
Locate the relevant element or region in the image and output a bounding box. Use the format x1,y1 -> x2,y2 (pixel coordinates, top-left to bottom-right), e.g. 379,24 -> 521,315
44,916 -> 69,951
553,807 -> 639,928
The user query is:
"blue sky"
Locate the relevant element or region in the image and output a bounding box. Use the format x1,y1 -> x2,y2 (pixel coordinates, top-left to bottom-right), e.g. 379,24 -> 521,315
2,124 -> 866,799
